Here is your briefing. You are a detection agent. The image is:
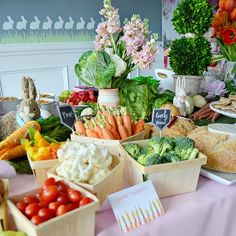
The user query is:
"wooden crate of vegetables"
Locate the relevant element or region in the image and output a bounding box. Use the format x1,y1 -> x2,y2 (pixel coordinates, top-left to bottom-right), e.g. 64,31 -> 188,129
47,140 -> 125,204
24,128 -> 62,186
71,106 -> 146,147
7,176 -> 99,236
120,137 -> 207,198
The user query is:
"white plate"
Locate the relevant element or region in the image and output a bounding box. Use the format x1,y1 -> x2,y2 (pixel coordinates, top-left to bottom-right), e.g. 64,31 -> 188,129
200,168 -> 236,185
210,101 -> 236,119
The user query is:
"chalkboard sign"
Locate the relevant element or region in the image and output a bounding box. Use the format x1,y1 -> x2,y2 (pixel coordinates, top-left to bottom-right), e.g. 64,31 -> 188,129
57,105 -> 76,130
152,109 -> 171,131
0,0 -> 162,44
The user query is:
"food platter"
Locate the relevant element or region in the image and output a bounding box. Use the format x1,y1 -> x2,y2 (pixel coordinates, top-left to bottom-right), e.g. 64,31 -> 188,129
210,101 -> 236,119
201,168 -> 236,186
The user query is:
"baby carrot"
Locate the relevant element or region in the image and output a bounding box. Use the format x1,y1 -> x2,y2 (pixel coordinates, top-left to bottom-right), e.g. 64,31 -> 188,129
91,119 -> 103,138
0,144 -> 26,161
74,120 -> 86,136
121,107 -> 132,137
117,120 -> 128,140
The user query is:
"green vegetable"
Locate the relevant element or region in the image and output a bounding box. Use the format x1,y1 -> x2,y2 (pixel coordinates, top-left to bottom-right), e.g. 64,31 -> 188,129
174,137 -> 198,160
125,136 -> 198,166
119,76 -> 159,121
194,115 -> 236,126
153,90 -> 175,109
38,116 -> 72,142
58,90 -> 72,102
0,231 -> 26,236
8,157 -> 32,175
225,78 -> 236,95
124,143 -> 141,160
75,50 -> 116,89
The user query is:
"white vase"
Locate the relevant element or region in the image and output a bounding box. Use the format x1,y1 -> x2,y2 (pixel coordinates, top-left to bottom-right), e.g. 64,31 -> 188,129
97,88 -> 120,108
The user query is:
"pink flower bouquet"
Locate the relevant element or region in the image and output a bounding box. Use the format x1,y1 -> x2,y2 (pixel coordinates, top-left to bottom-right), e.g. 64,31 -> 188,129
75,0 -> 158,89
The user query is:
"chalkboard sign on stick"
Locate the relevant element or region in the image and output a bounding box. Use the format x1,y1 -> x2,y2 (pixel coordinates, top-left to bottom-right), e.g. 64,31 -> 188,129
152,109 -> 171,131
57,105 -> 76,130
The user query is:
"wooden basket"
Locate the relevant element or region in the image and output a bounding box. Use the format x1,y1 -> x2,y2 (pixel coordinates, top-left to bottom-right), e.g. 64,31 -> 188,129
48,148 -> 125,205
27,155 -> 59,186
7,177 -> 99,236
70,130 -> 146,147
120,140 -> 207,198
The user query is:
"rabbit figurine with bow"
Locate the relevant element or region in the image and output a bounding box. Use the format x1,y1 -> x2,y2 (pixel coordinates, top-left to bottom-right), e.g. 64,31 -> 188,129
173,77 -> 194,116
0,77 -> 41,141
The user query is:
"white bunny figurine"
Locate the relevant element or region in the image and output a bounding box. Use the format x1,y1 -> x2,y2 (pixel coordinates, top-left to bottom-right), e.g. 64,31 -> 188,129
173,77 -> 192,116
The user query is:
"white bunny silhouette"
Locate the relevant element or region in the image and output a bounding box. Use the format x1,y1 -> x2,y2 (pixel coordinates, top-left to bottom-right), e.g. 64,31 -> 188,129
42,16 -> 53,30
30,16 -> 40,30
16,16 -> 27,30
65,16 -> 74,30
54,16 -> 64,30
76,17 -> 85,30
86,17 -> 95,30
3,16 -> 14,30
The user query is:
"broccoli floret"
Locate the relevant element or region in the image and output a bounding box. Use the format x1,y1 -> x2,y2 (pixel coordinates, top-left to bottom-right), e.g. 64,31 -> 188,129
162,151 -> 180,163
174,137 -> 197,160
124,143 -> 141,160
137,153 -> 160,166
148,137 -> 174,157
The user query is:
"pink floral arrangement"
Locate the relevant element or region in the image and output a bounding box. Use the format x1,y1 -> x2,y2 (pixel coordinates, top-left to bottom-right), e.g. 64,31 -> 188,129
94,0 -> 158,71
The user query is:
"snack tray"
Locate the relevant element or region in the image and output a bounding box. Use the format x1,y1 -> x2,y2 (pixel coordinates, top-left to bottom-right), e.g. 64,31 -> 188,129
210,102 -> 236,119
200,168 -> 236,186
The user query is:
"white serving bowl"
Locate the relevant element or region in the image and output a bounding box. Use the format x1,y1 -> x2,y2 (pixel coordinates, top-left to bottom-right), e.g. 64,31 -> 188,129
39,98 -> 56,114
0,97 -> 22,115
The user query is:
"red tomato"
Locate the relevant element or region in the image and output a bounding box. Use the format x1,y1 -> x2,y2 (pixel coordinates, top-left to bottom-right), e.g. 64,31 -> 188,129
48,202 -> 60,215
67,203 -> 77,212
25,203 -> 41,218
56,204 -> 68,216
42,177 -> 56,189
56,193 -> 69,205
31,215 -> 46,225
23,195 -> 39,204
38,208 -> 54,220
79,197 -> 93,207
68,189 -> 82,203
16,201 -> 28,213
42,186 -> 59,202
56,180 -> 68,193
39,201 -> 49,208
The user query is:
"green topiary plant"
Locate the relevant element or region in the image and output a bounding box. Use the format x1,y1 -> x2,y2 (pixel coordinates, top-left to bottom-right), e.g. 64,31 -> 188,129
172,0 -> 214,36
169,0 -> 214,77
169,36 -> 212,76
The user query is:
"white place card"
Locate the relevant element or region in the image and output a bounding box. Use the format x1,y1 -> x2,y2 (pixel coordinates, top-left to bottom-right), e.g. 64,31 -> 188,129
108,180 -> 164,233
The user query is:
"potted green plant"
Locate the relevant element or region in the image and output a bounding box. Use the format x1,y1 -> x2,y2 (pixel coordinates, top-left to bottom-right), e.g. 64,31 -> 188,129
169,0 -> 214,95
75,0 -> 158,107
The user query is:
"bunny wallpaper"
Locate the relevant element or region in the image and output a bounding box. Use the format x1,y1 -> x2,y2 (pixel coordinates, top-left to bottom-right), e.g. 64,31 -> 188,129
0,0 -> 162,44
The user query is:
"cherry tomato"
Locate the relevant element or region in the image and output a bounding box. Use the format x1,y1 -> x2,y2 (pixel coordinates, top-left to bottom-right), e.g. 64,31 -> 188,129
38,208 -> 54,220
56,180 -> 68,193
56,193 -> 69,205
16,201 -> 28,213
36,191 -> 43,202
42,186 -> 59,202
39,201 -> 49,208
67,203 -> 77,212
68,189 -> 82,203
23,195 -> 39,204
79,197 -> 93,207
56,204 -> 68,216
25,203 -> 41,218
31,215 -> 46,225
48,202 -> 60,215
42,177 -> 56,189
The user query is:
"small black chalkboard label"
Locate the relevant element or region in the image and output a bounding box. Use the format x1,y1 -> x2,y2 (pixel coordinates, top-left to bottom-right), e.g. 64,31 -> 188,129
57,105 -> 76,130
151,109 -> 171,131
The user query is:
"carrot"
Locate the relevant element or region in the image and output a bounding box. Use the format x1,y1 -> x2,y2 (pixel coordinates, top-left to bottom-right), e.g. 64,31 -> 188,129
107,109 -> 118,130
91,119 -> 103,138
115,110 -> 123,126
134,119 -> 145,134
0,121 -> 41,150
84,123 -> 99,138
101,105 -> 109,118
117,120 -> 128,140
98,123 -> 115,140
120,107 -> 132,136
0,148 -> 9,157
0,145 -> 26,161
74,120 -> 86,136
212,112 -> 220,122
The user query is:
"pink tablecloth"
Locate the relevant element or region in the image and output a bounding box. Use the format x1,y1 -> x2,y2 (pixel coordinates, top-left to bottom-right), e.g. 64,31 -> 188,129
1,160 -> 236,236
